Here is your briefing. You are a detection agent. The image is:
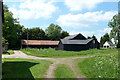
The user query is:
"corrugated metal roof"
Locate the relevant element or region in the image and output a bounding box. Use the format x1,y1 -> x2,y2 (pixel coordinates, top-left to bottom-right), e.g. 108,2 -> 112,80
64,34 -> 78,40
63,33 -> 86,40
61,39 -> 93,45
21,40 -> 59,45
61,33 -> 93,45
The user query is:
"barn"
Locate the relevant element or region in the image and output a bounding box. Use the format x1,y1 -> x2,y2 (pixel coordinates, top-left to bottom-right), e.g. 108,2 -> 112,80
21,40 -> 59,49
57,33 -> 100,51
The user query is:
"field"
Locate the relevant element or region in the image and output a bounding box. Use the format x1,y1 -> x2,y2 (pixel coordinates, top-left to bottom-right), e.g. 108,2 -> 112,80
20,48 -> 118,57
2,58 -> 52,79
77,53 -> 118,78
2,48 -> 118,79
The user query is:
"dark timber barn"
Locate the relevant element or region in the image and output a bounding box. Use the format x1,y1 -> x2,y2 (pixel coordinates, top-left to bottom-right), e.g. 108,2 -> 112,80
57,33 -> 100,51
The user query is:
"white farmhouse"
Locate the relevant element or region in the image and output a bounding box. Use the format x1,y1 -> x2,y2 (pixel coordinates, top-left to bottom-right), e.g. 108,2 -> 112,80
103,41 -> 115,48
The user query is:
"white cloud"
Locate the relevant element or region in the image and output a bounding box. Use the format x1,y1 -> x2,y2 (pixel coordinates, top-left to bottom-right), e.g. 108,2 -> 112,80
8,0 -> 118,20
9,0 -> 57,19
64,0 -> 104,11
4,0 -> 119,2
64,0 -> 119,11
98,28 -> 112,33
57,11 -> 117,28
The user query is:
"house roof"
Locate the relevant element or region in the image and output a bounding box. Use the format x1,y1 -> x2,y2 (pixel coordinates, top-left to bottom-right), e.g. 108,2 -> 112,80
21,40 -> 59,46
106,41 -> 114,46
61,39 -> 93,45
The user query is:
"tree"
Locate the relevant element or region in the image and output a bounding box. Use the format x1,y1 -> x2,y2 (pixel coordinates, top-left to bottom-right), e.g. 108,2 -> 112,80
2,37 -> 8,48
92,35 -> 97,40
21,27 -> 47,40
87,36 -> 92,39
2,5 -> 23,49
108,14 -> 120,48
45,24 -> 62,40
21,27 -> 28,40
29,28 -> 46,40
61,31 -> 69,39
100,33 -> 110,47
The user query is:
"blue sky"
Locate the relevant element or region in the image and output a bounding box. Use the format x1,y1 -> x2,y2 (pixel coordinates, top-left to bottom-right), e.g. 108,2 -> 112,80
4,0 -> 119,41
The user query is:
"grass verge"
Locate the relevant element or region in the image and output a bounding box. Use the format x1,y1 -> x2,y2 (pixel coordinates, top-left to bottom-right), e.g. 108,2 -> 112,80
2,50 -> 14,55
77,54 -> 118,78
54,64 -> 76,78
20,48 -> 118,58
2,58 -> 52,79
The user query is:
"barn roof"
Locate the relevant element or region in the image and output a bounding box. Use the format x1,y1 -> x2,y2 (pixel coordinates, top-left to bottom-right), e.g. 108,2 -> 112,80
61,33 -> 93,45
64,34 -> 78,40
63,33 -> 86,40
61,39 -> 93,45
21,40 -> 59,45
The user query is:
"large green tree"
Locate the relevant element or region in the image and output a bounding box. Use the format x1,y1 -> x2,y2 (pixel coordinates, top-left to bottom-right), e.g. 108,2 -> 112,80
2,5 -> 23,49
22,27 -> 47,40
100,33 -> 110,47
45,24 -> 62,40
108,14 -> 120,48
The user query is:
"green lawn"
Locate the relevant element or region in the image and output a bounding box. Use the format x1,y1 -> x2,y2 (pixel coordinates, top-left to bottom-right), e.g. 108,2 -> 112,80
77,53 -> 118,78
20,48 -> 118,58
2,50 -> 14,55
2,58 -> 52,79
54,64 -> 76,78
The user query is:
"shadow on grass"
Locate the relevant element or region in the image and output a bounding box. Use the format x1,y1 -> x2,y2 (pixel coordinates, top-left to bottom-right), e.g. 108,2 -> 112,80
2,52 -> 10,55
2,61 -> 39,80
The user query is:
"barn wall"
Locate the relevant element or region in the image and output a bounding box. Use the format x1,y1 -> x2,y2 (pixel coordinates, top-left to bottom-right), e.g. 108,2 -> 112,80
57,41 -> 64,50
95,40 -> 100,49
63,40 -> 100,51
87,40 -> 100,49
64,44 -> 88,51
72,34 -> 86,40
57,39 -> 100,51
